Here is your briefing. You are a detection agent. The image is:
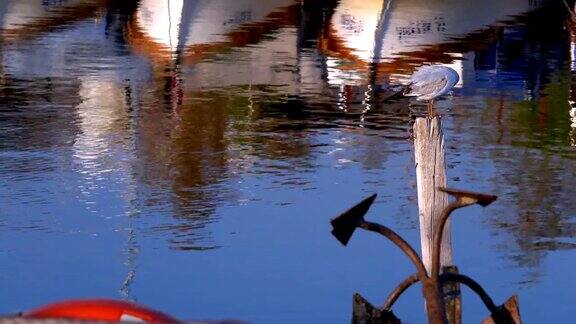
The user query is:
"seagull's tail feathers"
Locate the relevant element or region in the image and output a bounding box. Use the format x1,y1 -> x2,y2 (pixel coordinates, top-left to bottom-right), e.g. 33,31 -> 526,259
402,83 -> 417,97
380,84 -> 410,102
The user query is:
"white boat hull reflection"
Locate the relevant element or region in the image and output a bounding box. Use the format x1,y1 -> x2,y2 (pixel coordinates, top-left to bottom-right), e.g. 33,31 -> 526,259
130,0 -> 298,57
0,0 -> 104,38
126,0 -> 301,95
324,0 -> 545,85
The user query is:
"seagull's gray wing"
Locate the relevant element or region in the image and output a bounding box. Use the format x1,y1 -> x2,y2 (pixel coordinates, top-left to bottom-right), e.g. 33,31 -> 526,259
404,76 -> 448,101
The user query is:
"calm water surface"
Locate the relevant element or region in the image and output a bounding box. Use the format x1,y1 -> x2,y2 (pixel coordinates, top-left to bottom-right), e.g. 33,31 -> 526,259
1,0 -> 576,322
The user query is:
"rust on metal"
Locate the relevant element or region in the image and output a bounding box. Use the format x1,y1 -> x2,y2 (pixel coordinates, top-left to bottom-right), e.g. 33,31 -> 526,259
360,221 -> 428,278
383,274 -> 420,310
442,266 -> 462,324
331,196 -> 446,324
432,187 -> 498,278
483,295 -> 522,324
330,186 -> 520,324
438,187 -> 497,207
440,273 -> 499,314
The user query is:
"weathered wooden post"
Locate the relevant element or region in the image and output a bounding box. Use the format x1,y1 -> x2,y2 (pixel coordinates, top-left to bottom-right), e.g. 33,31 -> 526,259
414,116 -> 461,324
414,116 -> 452,270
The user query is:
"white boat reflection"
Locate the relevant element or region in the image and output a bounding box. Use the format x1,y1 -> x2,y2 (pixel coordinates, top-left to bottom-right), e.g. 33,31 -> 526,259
69,76 -> 140,226
125,0 -> 304,102
0,0 -> 105,41
0,1 -> 139,214
127,0 -> 298,60
323,0 -> 545,85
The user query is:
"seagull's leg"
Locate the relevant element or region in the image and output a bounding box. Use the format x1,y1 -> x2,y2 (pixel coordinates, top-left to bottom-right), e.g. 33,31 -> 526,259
427,99 -> 434,117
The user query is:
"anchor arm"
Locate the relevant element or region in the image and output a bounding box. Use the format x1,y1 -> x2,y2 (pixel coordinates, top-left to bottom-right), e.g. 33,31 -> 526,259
382,273 -> 420,310
360,221 -> 448,323
432,188 -> 497,278
431,201 -> 463,278
439,272 -> 498,314
361,221 -> 428,279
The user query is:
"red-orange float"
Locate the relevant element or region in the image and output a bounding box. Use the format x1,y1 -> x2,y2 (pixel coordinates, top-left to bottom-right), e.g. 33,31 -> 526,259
24,299 -> 178,322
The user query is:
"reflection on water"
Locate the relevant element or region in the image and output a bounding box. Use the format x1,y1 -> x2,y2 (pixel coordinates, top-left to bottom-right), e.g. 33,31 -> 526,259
1,0 -> 576,322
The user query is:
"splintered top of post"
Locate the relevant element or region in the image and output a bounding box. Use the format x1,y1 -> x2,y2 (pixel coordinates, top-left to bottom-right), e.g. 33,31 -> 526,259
438,187 -> 497,207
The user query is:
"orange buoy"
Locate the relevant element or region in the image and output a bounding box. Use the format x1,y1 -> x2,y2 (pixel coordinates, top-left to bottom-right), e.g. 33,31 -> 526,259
24,299 -> 178,322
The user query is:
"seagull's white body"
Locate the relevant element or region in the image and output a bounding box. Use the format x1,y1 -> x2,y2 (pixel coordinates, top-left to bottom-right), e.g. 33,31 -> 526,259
405,65 -> 459,101
403,65 -> 459,116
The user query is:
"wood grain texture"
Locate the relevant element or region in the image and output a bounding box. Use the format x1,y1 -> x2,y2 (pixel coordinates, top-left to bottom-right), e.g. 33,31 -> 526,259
413,116 -> 453,274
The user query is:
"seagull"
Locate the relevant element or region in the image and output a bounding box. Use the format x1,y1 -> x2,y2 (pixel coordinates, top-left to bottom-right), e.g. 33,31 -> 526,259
403,65 -> 460,117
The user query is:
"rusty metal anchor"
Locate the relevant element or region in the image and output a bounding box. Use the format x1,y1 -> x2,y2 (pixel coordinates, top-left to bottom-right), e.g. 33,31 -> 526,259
330,187 -> 520,324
